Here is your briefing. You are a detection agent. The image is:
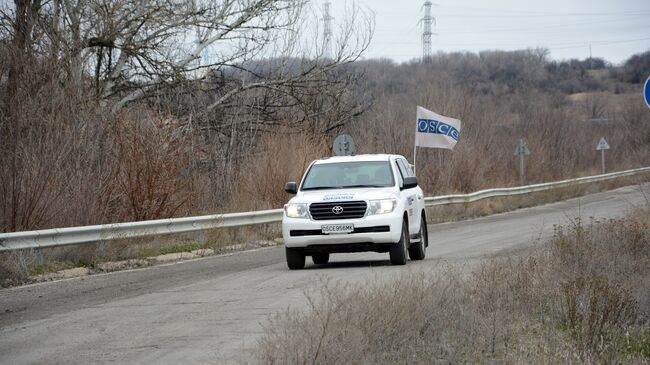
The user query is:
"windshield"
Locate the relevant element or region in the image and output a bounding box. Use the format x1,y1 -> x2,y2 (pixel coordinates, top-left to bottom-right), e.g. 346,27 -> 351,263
301,161 -> 395,190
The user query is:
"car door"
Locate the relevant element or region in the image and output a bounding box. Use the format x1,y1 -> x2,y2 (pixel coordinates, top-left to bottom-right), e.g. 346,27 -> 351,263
404,160 -> 425,231
395,158 -> 422,234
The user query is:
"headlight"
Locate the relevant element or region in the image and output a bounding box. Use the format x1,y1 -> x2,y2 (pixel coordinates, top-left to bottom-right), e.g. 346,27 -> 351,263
285,203 -> 309,218
368,198 -> 397,215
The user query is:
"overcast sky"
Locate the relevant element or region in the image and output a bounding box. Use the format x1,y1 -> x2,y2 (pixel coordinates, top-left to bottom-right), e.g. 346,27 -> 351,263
325,0 -> 650,64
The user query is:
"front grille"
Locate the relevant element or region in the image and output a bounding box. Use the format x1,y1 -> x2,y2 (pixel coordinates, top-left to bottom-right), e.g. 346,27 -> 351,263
309,201 -> 367,220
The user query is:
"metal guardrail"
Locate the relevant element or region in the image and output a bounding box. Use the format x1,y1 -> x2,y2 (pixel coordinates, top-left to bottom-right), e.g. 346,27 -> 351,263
425,166 -> 650,206
1,167 -> 648,252
0,209 -> 283,252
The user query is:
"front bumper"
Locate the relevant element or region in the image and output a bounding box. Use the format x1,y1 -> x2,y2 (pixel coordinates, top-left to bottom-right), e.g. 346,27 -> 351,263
282,210 -> 403,248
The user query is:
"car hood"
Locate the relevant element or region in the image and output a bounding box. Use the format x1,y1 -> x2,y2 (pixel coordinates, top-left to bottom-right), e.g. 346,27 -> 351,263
289,187 -> 399,204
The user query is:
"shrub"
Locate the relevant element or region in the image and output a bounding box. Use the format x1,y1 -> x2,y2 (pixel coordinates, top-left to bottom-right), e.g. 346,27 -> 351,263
255,211 -> 650,364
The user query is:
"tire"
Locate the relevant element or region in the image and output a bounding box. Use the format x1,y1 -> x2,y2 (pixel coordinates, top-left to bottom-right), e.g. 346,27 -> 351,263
286,247 -> 305,270
390,219 -> 409,265
408,214 -> 427,260
312,253 -> 330,265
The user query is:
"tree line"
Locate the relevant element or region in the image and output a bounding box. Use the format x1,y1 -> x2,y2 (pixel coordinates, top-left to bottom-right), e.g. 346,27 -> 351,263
1,1 -> 648,232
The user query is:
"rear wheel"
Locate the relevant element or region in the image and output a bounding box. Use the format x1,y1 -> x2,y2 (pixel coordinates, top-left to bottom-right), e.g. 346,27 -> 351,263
312,253 -> 330,265
408,214 -> 427,260
286,247 -> 305,270
390,219 -> 409,265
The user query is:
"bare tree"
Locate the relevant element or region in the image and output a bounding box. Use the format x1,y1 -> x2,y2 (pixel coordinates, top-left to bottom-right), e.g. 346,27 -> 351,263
0,0 -> 374,231
44,0 -> 372,112
1,0 -> 373,108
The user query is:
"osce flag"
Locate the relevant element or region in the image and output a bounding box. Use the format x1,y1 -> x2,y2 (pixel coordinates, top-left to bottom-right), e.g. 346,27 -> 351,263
415,106 -> 461,150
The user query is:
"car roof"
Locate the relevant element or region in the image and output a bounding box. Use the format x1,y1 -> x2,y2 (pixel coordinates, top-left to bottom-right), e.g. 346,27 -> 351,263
312,154 -> 406,165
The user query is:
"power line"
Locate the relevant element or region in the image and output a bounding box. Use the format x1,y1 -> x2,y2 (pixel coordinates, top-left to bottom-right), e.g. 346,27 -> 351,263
548,36 -> 650,50
433,5 -> 650,17
437,20 -> 650,35
375,36 -> 650,50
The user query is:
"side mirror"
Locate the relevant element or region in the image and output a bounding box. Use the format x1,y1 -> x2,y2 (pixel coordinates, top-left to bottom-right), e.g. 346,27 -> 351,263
284,182 -> 297,194
402,176 -> 418,190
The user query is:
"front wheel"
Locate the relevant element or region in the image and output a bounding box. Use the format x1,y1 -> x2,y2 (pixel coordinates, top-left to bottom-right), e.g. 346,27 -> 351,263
312,252 -> 330,265
408,214 -> 427,260
286,247 -> 305,270
389,219 -> 409,265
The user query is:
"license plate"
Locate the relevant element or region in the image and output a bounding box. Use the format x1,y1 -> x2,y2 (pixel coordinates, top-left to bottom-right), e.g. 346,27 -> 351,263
321,224 -> 354,234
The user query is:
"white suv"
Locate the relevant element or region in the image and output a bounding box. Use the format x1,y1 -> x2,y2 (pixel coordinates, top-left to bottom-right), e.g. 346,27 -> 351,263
282,154 -> 428,270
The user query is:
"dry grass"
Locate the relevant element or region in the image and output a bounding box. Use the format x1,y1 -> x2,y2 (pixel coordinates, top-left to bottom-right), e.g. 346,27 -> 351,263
236,130 -> 330,211
1,175 -> 645,287
110,109 -> 195,221
255,210 -> 650,364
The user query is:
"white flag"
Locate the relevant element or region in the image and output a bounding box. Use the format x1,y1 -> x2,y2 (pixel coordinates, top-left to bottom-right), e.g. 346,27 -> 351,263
415,106 -> 461,150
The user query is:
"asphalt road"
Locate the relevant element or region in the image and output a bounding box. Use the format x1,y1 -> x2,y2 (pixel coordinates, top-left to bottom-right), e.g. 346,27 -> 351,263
1,184 -> 648,364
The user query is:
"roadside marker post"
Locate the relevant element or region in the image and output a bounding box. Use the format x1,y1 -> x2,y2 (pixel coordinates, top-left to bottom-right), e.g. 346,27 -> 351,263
596,137 -> 610,174
514,138 -> 530,184
643,76 -> 650,108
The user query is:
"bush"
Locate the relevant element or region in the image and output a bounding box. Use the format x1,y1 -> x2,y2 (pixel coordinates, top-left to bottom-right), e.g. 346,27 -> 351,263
110,109 -> 195,221
256,211 -> 650,364
236,130 -> 329,210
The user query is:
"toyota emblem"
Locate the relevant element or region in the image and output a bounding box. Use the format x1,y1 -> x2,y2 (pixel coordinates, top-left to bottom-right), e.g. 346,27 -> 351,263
332,206 -> 344,214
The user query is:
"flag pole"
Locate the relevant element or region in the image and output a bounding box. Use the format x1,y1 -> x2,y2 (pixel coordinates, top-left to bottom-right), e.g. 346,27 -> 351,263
413,105 -> 418,175
413,144 -> 417,175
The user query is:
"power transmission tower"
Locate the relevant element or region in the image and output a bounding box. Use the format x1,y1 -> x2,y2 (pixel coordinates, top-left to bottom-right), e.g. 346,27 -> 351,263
421,1 -> 435,64
191,0 -> 209,69
323,1 -> 333,58
194,29 -> 210,67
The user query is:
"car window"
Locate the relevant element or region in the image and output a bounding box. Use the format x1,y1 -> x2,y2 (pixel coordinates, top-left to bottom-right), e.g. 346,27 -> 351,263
393,159 -> 404,186
396,159 -> 411,178
301,161 -> 395,190
403,159 -> 415,176
397,158 -> 415,177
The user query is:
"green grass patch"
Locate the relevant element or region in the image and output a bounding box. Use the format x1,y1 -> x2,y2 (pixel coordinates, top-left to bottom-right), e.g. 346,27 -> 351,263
28,260 -> 87,276
624,329 -> 650,358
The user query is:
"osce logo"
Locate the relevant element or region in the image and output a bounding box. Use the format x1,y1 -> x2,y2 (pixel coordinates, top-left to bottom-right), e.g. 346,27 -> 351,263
417,118 -> 460,141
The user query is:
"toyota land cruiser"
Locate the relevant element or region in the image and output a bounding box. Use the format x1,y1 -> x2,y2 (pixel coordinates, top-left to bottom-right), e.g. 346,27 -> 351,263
282,154 -> 428,269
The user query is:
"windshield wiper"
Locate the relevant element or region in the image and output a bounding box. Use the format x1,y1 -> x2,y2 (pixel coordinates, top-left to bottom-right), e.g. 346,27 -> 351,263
301,186 -> 343,191
340,184 -> 387,188
302,184 -> 388,191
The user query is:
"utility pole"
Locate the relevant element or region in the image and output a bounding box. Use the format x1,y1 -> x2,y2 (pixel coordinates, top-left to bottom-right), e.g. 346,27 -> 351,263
323,1 -> 333,59
421,1 -> 435,64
